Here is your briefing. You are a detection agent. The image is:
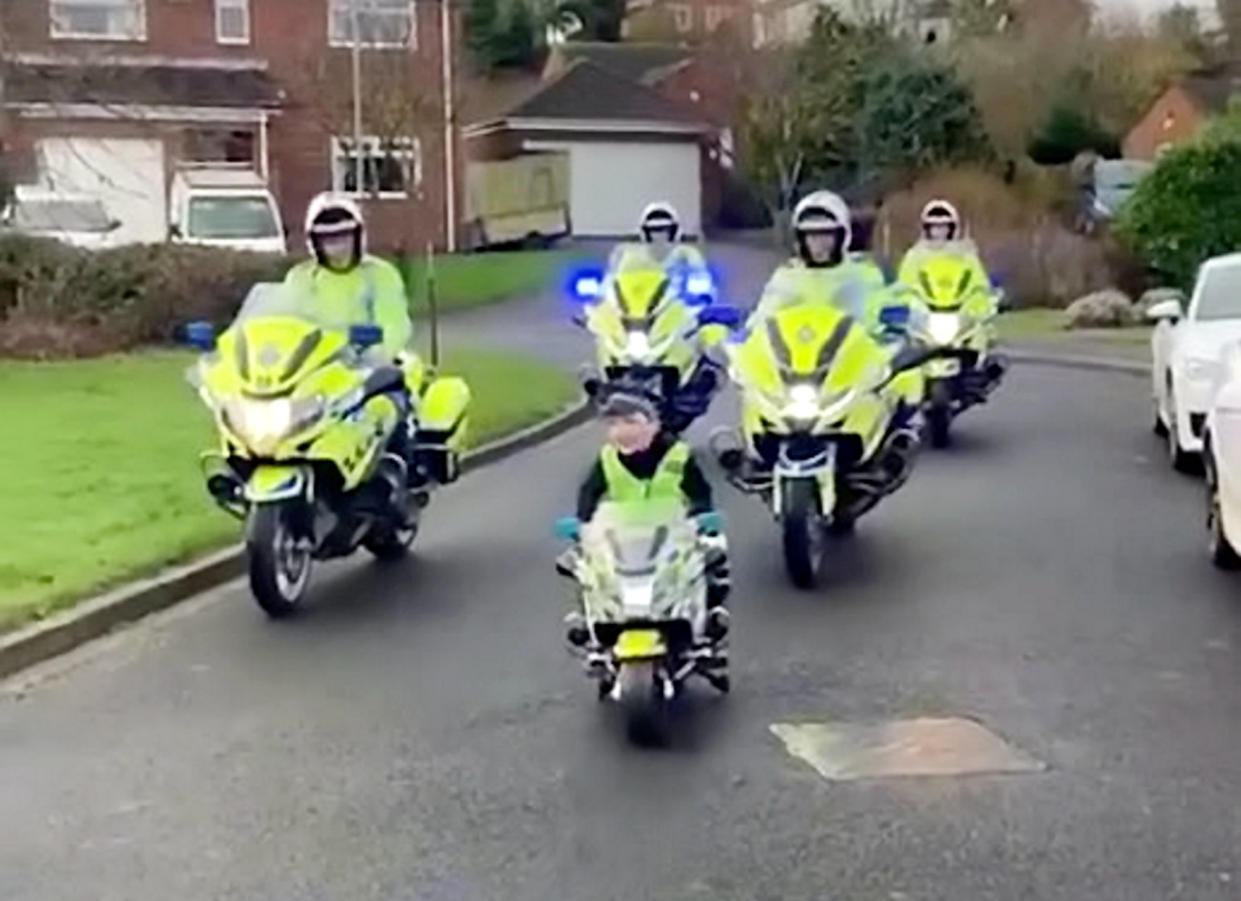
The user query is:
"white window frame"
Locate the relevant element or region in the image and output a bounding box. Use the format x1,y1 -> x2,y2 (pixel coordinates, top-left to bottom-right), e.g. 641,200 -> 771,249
328,0 -> 418,50
330,135 -> 422,199
670,3 -> 693,33
215,0 -> 251,45
49,0 -> 147,41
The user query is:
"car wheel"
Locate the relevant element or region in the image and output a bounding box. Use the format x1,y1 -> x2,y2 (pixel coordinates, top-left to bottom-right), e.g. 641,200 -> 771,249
1166,387 -> 1198,474
1206,454 -> 1241,570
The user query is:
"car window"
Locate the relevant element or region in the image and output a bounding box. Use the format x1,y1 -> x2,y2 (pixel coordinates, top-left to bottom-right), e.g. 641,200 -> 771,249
1195,264 -> 1241,321
13,199 -> 111,233
187,196 -> 278,240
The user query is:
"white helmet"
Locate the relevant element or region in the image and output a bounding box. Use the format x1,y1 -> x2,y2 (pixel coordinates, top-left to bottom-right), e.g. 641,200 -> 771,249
920,199 -> 960,240
639,201 -> 680,242
305,192 -> 366,267
792,190 -> 851,267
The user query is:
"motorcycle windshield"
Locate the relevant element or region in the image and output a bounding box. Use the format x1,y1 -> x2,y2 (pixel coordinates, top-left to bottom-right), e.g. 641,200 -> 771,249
233,282 -> 347,332
587,499 -> 688,577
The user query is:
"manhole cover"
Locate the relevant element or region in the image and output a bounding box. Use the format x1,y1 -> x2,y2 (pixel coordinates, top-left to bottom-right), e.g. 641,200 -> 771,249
771,717 -> 1046,781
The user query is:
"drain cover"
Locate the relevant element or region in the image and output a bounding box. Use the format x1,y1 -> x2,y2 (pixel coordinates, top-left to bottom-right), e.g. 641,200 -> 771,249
771,717 -> 1045,781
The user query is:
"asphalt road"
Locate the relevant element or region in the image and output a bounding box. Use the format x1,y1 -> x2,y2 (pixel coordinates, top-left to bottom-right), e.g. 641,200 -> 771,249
4,353 -> 1241,899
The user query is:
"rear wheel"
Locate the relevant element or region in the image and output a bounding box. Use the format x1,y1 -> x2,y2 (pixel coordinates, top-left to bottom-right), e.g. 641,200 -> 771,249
617,661 -> 668,745
247,503 -> 312,618
781,478 -> 825,589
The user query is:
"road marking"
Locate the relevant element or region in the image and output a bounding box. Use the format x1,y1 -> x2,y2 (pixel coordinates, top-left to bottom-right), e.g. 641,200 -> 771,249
770,717 -> 1046,781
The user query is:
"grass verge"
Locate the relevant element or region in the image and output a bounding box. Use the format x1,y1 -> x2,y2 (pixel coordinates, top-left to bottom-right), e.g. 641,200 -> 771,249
399,249 -> 584,315
997,308 -> 1152,359
0,348 -> 577,631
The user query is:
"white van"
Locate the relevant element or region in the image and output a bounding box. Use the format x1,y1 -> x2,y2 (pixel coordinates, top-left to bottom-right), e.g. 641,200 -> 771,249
168,168 -> 287,254
1,187 -> 123,250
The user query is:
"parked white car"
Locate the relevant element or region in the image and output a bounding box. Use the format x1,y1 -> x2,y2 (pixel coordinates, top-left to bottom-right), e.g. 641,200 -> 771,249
1,189 -> 122,249
1203,343 -> 1241,567
1149,253 -> 1241,472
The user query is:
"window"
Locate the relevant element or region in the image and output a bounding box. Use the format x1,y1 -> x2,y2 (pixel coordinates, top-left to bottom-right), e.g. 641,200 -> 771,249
329,0 -> 416,48
670,3 -> 692,33
216,0 -> 250,44
183,128 -> 256,165
705,5 -> 729,32
188,197 -> 279,240
1195,264 -> 1241,322
331,137 -> 421,198
50,0 -> 146,40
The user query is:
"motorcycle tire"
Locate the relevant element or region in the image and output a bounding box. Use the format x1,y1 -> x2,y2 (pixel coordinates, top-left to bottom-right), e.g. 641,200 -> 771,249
781,479 -> 825,590
618,661 -> 668,746
927,399 -> 953,449
247,503 -> 312,619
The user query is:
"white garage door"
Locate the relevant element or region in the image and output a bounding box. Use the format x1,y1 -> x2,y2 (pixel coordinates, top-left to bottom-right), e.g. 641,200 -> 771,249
565,141 -> 700,238
36,137 -> 167,245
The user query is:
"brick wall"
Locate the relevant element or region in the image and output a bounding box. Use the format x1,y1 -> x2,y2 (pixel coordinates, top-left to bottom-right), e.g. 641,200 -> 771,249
1123,86 -> 1207,161
2,0 -> 460,251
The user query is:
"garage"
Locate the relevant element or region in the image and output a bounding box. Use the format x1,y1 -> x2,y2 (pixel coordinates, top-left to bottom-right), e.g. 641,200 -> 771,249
464,59 -> 706,239
36,137 -> 167,245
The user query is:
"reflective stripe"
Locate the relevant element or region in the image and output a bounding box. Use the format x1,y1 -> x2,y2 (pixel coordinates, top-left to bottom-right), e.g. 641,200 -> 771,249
600,442 -> 690,503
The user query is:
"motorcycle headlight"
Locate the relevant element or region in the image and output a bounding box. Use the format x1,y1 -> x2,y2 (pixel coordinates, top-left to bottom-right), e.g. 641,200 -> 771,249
621,579 -> 655,618
226,396 -> 325,450
783,383 -> 821,422
1185,358 -> 1223,384
625,331 -> 651,356
927,312 -> 962,346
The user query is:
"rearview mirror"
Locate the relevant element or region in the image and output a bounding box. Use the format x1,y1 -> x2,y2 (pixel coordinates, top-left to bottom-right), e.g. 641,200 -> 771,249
349,323 -> 384,348
554,516 -> 581,541
1146,299 -> 1182,322
697,305 -> 742,329
182,320 -> 217,351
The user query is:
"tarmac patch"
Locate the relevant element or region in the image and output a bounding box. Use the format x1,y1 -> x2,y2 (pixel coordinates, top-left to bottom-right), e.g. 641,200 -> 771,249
771,717 -> 1046,781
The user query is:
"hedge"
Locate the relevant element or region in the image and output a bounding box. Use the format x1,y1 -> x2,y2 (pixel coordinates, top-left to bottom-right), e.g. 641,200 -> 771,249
0,237 -> 291,358
1115,139 -> 1241,289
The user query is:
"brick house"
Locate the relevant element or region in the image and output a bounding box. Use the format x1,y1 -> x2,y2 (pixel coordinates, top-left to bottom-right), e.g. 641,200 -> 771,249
538,42 -> 745,228
1123,66 -> 1241,160
0,0 -> 459,251
622,0 -> 752,43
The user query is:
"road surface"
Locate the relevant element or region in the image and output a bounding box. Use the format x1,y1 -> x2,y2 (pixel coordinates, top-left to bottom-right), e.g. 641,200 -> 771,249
3,358 -> 1241,900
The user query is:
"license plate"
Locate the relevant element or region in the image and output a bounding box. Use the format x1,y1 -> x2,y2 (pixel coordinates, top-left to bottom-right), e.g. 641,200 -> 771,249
614,629 -> 665,660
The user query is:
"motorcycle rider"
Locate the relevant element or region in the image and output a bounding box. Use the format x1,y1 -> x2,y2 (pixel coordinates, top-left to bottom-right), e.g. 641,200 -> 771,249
608,202 -> 710,293
597,202 -> 723,430
562,390 -> 730,642
281,192 -> 420,473
747,191 -> 890,333
897,199 -> 991,302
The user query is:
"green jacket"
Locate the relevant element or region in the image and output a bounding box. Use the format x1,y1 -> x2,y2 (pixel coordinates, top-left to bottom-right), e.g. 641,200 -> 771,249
282,255 -> 412,359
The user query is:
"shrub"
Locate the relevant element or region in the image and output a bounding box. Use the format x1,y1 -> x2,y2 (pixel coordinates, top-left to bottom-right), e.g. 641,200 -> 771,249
0,237 -> 289,358
1027,104 -> 1120,165
1115,139 -> 1241,289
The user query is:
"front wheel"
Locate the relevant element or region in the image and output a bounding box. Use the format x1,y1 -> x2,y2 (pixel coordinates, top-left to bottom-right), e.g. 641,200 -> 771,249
781,478 -> 825,589
617,661 -> 668,745
247,503 -> 312,618
926,382 -> 953,448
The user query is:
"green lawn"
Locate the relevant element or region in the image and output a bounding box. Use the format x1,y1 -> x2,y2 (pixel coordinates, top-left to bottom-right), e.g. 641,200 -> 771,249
398,249 -> 586,316
0,349 -> 577,631
997,308 -> 1152,357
